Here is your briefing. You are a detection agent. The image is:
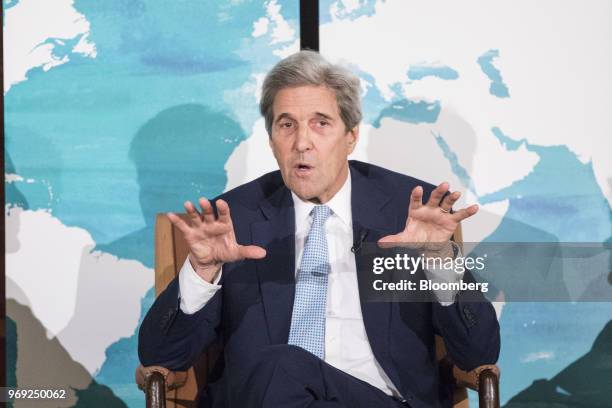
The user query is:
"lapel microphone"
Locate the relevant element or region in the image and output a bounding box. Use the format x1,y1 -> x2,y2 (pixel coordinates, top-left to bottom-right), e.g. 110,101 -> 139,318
351,230 -> 369,253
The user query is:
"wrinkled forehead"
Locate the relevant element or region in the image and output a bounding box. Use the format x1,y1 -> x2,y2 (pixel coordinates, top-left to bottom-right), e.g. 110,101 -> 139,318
272,85 -> 340,120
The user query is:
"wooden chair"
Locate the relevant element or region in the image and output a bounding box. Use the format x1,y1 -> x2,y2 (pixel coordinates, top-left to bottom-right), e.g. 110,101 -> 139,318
136,214 -> 500,408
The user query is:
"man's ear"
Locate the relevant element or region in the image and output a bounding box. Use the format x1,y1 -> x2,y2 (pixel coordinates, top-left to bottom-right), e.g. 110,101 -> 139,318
347,126 -> 359,154
268,134 -> 279,160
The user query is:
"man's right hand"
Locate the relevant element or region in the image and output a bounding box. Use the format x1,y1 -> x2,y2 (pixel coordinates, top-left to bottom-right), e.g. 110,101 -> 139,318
167,198 -> 267,283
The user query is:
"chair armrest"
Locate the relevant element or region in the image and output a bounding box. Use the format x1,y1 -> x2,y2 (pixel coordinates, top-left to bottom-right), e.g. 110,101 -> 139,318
136,365 -> 189,408
452,364 -> 500,408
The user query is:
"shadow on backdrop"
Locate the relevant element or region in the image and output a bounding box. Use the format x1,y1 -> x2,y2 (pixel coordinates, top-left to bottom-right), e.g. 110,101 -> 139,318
503,201 -> 612,407
96,103 -> 244,267
6,150 -> 126,407
5,152 -> 24,399
6,294 -> 127,408
94,104 -> 244,404
503,318 -> 612,408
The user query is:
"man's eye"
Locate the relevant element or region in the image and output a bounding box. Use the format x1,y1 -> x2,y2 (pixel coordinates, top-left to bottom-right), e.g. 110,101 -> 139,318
316,121 -> 329,127
280,122 -> 293,128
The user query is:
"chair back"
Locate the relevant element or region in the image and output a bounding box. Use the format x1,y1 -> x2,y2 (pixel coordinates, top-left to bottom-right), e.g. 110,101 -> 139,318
154,214 -> 211,407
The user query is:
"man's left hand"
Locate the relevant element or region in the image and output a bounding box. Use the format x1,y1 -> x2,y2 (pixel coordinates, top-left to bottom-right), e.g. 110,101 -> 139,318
378,182 -> 478,253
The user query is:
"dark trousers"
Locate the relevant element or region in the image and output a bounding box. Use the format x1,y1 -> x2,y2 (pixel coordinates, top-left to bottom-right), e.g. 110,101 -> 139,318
235,345 -> 409,408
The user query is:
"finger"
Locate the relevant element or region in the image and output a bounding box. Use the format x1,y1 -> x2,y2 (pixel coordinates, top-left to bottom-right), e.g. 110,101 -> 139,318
378,235 -> 419,249
184,201 -> 203,226
440,191 -> 461,212
426,182 -> 449,208
451,204 -> 479,222
238,245 -> 267,260
167,212 -> 191,233
216,199 -> 232,224
409,186 -> 424,212
199,197 -> 215,223
378,234 -> 400,243
378,234 -> 403,248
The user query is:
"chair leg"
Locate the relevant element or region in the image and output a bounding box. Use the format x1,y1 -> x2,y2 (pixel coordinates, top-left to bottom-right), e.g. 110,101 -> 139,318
146,371 -> 167,408
478,368 -> 499,408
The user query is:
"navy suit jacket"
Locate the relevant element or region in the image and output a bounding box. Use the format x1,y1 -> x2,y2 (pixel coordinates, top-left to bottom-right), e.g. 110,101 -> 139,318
139,160 -> 500,408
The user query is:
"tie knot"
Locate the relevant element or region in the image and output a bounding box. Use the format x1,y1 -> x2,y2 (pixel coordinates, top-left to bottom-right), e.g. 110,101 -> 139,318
311,205 -> 332,225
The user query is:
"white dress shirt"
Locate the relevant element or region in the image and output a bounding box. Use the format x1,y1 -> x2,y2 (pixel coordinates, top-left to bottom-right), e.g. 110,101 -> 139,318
178,171 -> 462,397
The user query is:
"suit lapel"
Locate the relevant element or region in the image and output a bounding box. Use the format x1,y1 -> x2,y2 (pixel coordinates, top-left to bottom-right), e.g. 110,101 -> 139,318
350,163 -> 403,389
251,163 -> 404,390
251,185 -> 296,345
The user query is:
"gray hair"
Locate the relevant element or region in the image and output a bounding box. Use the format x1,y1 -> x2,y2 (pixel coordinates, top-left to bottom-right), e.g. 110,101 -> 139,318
260,50 -> 362,135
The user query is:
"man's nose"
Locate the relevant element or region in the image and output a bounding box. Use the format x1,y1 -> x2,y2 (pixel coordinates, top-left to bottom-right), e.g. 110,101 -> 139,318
294,123 -> 313,152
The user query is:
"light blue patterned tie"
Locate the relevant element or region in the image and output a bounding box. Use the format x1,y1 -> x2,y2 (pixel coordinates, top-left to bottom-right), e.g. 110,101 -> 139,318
287,205 -> 332,359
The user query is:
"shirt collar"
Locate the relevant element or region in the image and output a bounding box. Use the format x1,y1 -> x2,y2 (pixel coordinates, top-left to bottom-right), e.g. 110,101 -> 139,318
291,170 -> 352,227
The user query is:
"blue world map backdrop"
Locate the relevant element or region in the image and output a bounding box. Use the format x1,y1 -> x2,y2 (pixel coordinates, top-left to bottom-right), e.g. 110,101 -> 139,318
4,0 -> 611,407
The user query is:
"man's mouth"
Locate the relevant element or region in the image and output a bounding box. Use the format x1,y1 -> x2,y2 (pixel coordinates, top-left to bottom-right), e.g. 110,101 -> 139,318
294,163 -> 314,175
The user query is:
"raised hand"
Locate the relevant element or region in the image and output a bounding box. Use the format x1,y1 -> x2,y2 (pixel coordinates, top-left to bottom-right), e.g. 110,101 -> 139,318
378,182 -> 478,253
167,198 -> 266,283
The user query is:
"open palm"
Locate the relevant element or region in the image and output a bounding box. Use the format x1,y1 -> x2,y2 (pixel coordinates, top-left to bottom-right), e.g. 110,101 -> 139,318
167,198 -> 266,282
379,183 -> 478,249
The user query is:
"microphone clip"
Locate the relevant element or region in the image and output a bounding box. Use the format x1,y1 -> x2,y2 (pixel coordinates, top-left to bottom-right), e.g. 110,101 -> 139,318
351,230 -> 369,253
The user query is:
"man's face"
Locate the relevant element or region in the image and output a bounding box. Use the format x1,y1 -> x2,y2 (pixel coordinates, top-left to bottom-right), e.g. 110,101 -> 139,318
269,85 -> 359,204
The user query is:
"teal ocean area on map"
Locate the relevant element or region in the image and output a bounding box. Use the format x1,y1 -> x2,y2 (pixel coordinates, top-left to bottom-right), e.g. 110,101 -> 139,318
433,133 -> 474,191
408,65 -> 459,81
481,128 -> 611,402
477,49 -> 510,98
5,0 -> 301,249
432,123 -> 612,403
356,70 -> 391,125
5,0 -> 299,406
372,99 -> 441,127
319,0 -> 378,23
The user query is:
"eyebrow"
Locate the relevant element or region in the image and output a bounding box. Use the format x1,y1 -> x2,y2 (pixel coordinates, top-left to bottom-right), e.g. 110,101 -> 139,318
313,112 -> 334,121
274,112 -> 335,123
275,113 -> 294,123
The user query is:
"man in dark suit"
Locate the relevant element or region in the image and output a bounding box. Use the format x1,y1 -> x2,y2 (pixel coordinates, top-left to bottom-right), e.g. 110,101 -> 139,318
138,50 -> 500,408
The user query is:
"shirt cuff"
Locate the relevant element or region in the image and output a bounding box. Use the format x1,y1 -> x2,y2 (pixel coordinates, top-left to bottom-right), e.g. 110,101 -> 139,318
178,257 -> 223,314
425,243 -> 464,306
